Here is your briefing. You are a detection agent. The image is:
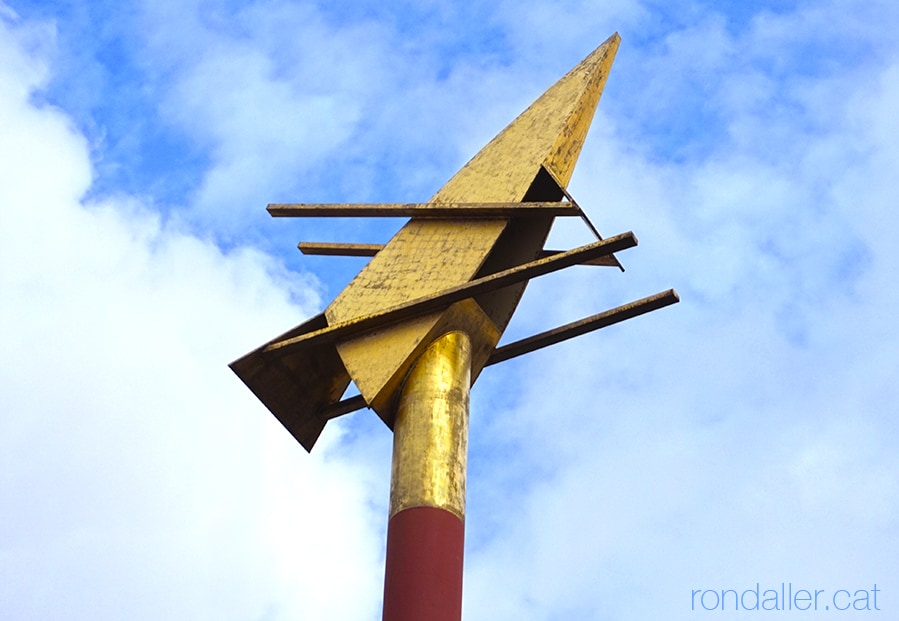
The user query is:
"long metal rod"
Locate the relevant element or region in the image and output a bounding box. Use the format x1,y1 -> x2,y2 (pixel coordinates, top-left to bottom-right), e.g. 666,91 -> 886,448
263,231 -> 637,357
488,288 -> 679,364
298,242 -> 385,256
322,288 -> 679,419
268,202 -> 580,218
298,241 -> 618,266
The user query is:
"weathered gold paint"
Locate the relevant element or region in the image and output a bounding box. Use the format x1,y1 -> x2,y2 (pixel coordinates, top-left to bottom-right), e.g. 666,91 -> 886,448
431,33 -> 620,202
347,299 -> 499,425
327,34 -> 621,412
229,312 -> 351,452
327,219 -> 505,414
264,233 -> 634,357
389,331 -> 471,520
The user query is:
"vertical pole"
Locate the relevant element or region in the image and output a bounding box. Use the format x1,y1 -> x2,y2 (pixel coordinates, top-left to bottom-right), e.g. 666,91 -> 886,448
382,331 -> 471,621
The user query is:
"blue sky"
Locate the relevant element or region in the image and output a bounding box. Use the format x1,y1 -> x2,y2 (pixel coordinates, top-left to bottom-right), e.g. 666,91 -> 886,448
2,1 -> 897,619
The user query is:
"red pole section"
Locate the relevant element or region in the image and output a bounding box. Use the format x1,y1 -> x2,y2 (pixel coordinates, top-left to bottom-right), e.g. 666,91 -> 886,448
382,331 -> 471,621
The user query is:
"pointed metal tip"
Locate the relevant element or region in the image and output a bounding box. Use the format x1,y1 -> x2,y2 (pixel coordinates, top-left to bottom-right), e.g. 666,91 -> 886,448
432,34 -> 622,203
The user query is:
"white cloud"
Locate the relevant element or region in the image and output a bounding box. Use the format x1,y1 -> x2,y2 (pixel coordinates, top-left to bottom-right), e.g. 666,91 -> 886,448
0,9 -> 384,620
137,1 -> 374,227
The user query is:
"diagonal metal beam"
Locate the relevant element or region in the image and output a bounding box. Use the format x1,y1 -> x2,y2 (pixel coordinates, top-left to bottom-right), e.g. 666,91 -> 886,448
268,202 -> 580,218
323,394 -> 368,420
263,231 -> 638,357
487,288 -> 679,364
321,288 -> 680,419
540,165 -> 625,272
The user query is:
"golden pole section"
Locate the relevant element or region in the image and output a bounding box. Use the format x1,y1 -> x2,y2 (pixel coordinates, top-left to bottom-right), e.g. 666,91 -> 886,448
382,331 -> 471,621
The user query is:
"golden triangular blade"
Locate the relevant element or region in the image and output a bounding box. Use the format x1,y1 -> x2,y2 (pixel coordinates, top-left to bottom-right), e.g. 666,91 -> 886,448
327,34 -> 621,419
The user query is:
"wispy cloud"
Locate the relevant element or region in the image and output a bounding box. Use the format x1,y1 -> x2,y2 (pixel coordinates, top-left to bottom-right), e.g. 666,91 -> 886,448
1,8 -> 382,619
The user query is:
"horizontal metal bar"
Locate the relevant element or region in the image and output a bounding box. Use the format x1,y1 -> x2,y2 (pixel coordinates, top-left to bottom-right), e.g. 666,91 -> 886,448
263,231 -> 638,357
321,288 -> 680,419
268,202 -> 580,218
297,243 -> 620,266
487,289 -> 680,365
298,242 -> 384,256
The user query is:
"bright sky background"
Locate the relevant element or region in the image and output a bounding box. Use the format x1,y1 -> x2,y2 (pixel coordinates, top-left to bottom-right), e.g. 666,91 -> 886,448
2,1 -> 897,619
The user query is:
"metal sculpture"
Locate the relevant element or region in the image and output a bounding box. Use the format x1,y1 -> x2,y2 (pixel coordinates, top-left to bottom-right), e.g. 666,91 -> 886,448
231,33 -> 678,621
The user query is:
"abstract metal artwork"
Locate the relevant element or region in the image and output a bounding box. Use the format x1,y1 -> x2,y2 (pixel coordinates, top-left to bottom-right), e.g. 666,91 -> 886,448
231,33 -> 678,621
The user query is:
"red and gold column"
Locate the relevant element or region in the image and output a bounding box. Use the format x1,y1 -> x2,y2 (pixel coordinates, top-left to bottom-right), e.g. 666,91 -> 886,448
382,330 -> 471,621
